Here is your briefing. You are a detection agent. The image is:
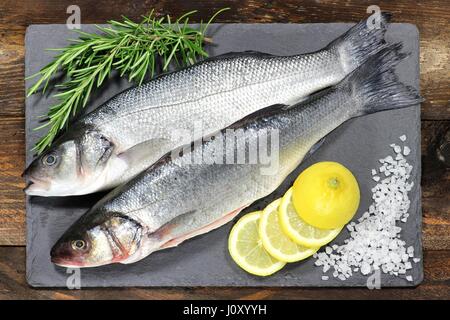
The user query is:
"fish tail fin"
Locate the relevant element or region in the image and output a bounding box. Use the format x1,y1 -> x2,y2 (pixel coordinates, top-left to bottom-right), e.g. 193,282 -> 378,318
328,12 -> 391,74
342,43 -> 423,115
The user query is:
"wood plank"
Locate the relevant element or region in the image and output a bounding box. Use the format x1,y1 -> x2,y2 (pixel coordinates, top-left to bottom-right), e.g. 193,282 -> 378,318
0,26 -> 25,118
0,117 -> 25,245
422,121 -> 450,250
0,247 -> 448,299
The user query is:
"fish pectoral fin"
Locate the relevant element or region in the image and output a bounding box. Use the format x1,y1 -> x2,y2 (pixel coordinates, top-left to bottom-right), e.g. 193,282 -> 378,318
117,138 -> 173,167
159,207 -> 246,250
121,206 -> 246,264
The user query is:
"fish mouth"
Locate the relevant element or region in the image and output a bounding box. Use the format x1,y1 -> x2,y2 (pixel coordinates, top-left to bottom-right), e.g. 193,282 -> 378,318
50,255 -> 85,268
50,245 -> 114,268
23,176 -> 51,195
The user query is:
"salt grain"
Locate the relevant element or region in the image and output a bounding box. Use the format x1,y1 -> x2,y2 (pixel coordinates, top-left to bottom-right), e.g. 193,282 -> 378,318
403,146 -> 411,156
321,276 -> 329,281
315,138 -> 419,281
361,262 -> 371,275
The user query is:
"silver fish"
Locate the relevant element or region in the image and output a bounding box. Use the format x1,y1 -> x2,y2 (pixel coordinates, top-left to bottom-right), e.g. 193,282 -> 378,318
50,44 -> 422,268
25,14 -> 390,196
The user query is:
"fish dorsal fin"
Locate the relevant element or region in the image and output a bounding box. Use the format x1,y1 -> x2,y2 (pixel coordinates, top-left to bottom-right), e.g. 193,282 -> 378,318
227,103 -> 290,130
202,51 -> 275,63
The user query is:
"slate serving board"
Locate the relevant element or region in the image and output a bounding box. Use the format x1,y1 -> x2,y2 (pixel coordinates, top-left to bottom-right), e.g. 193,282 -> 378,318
25,23 -> 423,287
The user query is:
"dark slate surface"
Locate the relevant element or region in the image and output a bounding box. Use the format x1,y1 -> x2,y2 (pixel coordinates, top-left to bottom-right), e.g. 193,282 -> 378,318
25,23 -> 422,287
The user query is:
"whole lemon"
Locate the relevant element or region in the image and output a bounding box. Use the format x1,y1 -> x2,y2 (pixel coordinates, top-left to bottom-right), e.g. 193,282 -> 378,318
292,161 -> 360,229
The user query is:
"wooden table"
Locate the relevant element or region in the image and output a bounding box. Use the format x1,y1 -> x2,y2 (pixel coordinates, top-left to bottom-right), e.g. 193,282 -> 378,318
0,0 -> 448,299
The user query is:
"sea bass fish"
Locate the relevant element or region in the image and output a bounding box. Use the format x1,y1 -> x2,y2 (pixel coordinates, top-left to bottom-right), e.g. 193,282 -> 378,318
24,14 -> 390,196
50,44 -> 422,268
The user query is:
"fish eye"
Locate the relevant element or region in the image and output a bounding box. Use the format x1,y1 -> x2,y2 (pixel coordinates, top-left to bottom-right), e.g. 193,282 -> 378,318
71,240 -> 87,251
43,154 -> 58,166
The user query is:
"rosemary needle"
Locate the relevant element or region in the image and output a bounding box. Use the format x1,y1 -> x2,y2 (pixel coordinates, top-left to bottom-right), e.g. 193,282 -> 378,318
26,8 -> 228,154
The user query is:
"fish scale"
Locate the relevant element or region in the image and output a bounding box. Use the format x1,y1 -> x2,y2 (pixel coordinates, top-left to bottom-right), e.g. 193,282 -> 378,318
24,14 -> 391,197
92,52 -> 342,148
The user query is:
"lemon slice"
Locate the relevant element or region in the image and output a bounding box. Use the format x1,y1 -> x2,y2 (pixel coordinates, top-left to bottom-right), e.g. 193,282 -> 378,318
279,188 -> 342,247
259,198 -> 318,263
228,211 -> 286,276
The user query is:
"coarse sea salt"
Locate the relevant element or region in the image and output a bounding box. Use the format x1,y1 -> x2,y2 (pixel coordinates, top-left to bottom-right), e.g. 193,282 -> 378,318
317,135 -> 418,283
403,146 -> 411,156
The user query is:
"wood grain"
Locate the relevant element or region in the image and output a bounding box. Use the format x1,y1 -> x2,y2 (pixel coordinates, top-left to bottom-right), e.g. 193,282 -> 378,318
0,247 -> 448,299
0,0 -> 448,298
0,117 -> 25,245
422,121 -> 450,250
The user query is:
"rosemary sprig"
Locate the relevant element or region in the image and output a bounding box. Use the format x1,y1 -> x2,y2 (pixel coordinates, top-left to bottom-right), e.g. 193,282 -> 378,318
26,8 -> 228,154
